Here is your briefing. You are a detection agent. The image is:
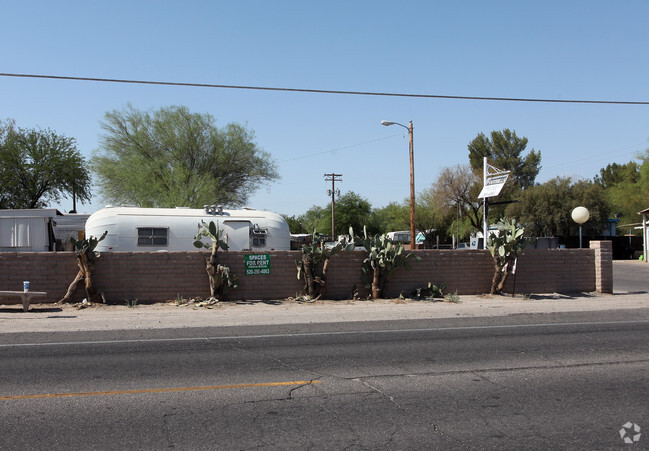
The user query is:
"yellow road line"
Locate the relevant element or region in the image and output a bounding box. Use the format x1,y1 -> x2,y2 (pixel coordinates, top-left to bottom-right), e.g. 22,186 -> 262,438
0,380 -> 320,400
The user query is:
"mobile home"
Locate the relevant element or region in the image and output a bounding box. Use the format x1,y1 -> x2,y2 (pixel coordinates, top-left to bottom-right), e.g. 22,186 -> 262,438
0,209 -> 89,252
84,205 -> 291,252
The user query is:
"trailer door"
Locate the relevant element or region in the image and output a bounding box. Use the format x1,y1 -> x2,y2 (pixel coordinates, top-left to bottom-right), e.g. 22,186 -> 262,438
223,221 -> 250,250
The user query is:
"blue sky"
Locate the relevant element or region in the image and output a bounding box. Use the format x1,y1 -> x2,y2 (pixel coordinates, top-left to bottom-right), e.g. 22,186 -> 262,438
2,1 -> 648,217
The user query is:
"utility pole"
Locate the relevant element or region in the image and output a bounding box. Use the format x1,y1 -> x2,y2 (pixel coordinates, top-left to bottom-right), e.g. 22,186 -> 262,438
324,173 -> 342,240
381,120 -> 415,249
483,157 -> 488,249
407,121 -> 415,249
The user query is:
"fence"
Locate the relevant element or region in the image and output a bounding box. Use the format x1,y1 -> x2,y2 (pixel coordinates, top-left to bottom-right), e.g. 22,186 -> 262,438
0,242 -> 611,304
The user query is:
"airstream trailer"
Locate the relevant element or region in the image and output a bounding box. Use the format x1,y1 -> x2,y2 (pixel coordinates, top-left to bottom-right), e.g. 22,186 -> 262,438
85,205 -> 291,252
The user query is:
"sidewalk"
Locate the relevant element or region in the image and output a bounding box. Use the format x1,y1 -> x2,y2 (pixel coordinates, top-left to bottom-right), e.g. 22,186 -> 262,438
1,291 -> 647,334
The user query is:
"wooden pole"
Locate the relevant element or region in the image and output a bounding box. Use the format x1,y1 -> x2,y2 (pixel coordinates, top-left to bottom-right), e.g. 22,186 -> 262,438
408,121 -> 415,249
324,173 -> 342,240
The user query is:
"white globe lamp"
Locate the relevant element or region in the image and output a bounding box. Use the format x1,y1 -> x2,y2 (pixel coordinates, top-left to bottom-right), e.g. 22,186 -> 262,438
571,206 -> 590,248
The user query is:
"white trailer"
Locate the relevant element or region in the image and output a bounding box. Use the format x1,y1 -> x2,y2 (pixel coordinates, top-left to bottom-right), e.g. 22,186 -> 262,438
85,205 -> 291,252
0,209 -> 88,252
0,209 -> 58,252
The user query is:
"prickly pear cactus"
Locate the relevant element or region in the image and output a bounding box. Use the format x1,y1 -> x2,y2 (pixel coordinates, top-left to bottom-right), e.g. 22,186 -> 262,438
295,231 -> 353,300
350,226 -> 420,299
60,231 -> 108,304
194,220 -> 237,301
486,218 -> 529,294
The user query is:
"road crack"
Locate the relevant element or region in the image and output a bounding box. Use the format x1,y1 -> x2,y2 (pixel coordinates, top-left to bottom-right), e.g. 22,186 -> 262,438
227,340 -> 326,380
352,377 -> 403,410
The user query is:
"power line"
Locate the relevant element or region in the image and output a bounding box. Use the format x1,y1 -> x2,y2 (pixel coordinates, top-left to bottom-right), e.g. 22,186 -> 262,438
543,142 -> 648,173
2,72 -> 649,105
278,134 -> 402,163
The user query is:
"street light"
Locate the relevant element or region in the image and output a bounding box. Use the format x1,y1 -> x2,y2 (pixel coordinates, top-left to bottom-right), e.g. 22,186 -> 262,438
571,206 -> 590,248
381,120 -> 416,249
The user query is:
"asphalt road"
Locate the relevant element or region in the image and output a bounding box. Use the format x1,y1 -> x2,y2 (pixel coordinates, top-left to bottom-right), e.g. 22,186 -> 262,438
614,260 -> 649,294
1,310 -> 648,450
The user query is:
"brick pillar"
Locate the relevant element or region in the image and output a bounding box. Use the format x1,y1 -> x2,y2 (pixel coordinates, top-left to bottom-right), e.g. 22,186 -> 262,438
590,241 -> 613,294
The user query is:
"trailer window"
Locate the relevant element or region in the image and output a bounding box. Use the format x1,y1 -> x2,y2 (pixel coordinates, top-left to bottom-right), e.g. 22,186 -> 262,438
137,227 -> 168,246
250,227 -> 267,247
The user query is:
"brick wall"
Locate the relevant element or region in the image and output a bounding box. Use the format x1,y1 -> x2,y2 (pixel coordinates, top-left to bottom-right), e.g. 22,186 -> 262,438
0,244 -> 604,304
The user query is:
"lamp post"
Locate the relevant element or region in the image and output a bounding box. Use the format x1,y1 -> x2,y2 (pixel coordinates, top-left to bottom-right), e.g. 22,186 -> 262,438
381,120 -> 415,249
571,206 -> 590,248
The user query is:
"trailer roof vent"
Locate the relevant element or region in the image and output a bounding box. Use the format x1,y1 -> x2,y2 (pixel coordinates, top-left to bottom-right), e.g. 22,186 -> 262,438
205,205 -> 225,215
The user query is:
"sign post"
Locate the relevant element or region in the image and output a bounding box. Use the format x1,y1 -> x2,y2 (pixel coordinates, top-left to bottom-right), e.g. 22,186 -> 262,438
478,157 -> 510,249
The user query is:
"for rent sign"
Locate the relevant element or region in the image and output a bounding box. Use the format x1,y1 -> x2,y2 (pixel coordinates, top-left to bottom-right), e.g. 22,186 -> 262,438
244,254 -> 271,275
478,172 -> 510,199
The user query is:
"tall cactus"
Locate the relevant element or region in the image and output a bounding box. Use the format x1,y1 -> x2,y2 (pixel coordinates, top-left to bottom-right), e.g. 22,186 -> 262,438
350,226 -> 420,299
295,232 -> 352,300
60,231 -> 108,303
193,220 -> 238,301
487,218 -> 529,294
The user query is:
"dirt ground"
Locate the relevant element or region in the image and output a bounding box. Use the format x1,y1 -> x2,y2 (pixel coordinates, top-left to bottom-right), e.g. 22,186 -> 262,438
2,290 -> 647,334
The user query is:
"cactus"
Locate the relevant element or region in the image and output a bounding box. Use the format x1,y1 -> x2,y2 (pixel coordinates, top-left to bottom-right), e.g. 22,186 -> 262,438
350,226 -> 421,299
295,231 -> 353,300
486,218 -> 529,294
60,231 -> 108,304
70,230 -> 107,257
194,221 -> 238,301
193,220 -> 228,253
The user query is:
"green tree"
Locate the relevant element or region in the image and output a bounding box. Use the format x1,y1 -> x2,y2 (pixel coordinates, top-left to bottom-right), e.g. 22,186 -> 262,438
298,205 -> 329,234
506,177 -> 611,237
426,164 -> 484,234
371,202 -> 410,234
595,161 -> 640,189
334,191 -> 375,236
281,215 -> 308,234
415,188 -> 456,246
93,105 -> 279,208
595,154 -> 649,228
0,119 -> 92,210
468,129 -> 541,190
299,191 -> 376,236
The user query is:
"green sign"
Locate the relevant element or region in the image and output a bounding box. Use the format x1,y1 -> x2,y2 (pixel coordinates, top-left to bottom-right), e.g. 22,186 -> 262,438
245,254 -> 271,275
